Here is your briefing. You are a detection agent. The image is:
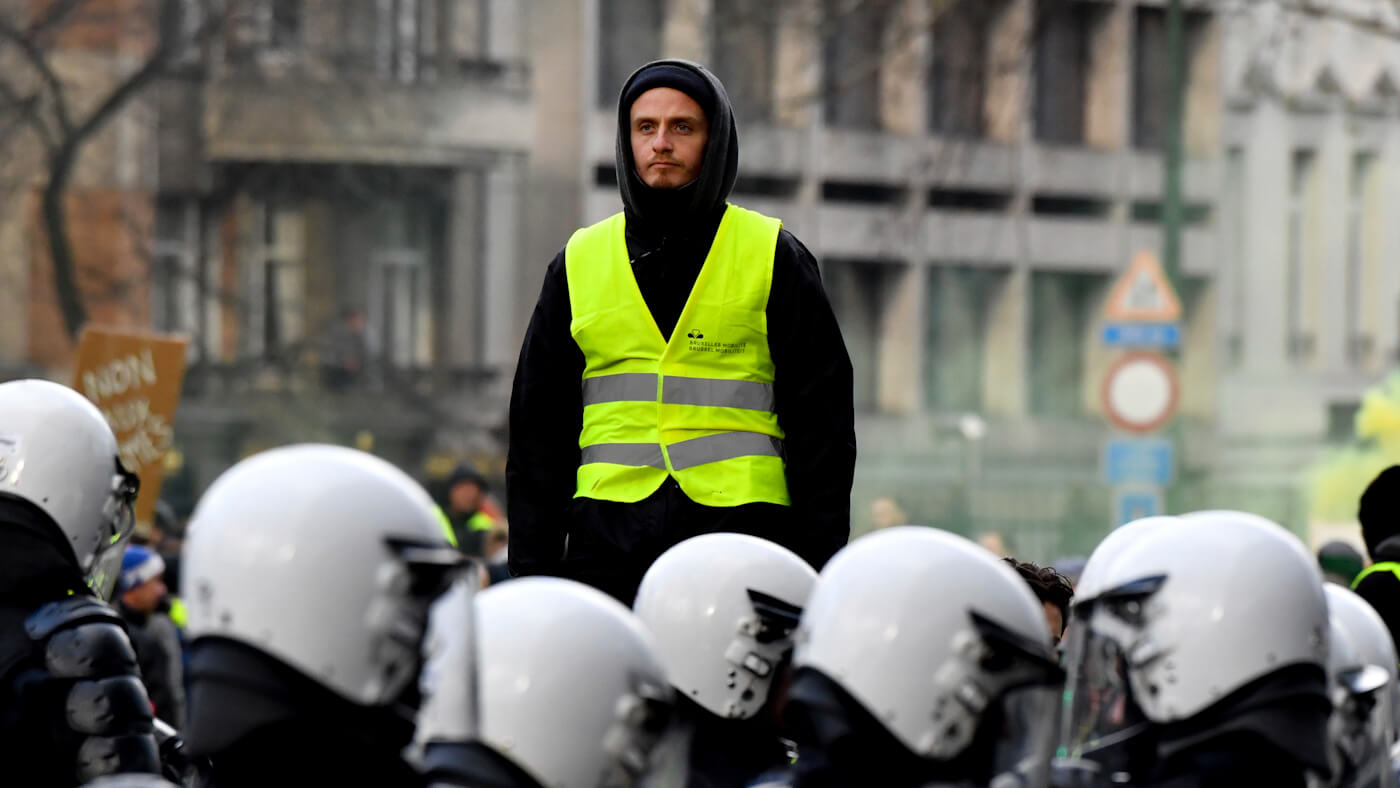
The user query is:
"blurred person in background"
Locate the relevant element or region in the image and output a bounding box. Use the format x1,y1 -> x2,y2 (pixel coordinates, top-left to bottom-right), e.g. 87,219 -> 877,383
182,445 -> 464,786
507,59 -> 855,604
978,530 -> 1010,556
115,546 -> 185,728
867,496 -> 907,531
1319,540 -> 1366,587
1353,466 -> 1400,648
444,465 -> 497,557
633,533 -> 817,788
320,307 -> 369,390
1004,557 -> 1074,645
0,380 -> 161,785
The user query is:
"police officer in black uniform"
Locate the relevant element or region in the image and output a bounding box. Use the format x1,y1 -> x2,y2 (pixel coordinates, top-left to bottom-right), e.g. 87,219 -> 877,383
0,380 -> 161,786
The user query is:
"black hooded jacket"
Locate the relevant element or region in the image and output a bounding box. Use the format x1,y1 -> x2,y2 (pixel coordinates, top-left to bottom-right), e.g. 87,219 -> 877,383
506,60 -> 855,603
1355,466 -> 1400,648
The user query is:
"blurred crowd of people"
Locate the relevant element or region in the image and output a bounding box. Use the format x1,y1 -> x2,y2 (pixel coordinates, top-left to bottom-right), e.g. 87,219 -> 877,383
4,376 -> 1400,788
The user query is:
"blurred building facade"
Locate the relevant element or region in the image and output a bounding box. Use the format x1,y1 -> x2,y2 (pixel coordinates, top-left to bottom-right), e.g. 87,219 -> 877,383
526,0 -> 1226,558
6,1 -> 1400,548
0,0 -> 533,503
1217,0 -> 1400,506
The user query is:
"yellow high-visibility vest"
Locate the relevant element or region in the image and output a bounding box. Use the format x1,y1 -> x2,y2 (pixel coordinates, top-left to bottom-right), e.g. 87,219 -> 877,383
564,203 -> 790,508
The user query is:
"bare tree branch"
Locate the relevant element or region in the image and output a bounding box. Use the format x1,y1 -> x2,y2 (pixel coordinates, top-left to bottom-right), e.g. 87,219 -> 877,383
0,18 -> 74,137
24,0 -> 90,41
0,77 -> 52,149
37,0 -> 239,340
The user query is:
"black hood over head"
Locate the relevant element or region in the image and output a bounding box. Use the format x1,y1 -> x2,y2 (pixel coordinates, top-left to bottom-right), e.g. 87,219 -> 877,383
1360,465 -> 1400,558
614,59 -> 738,237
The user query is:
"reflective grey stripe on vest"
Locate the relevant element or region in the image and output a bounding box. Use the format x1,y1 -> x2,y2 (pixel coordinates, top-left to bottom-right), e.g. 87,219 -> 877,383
667,432 -> 783,471
579,443 -> 667,469
582,373 -> 657,406
583,373 -> 775,412
663,376 -> 775,412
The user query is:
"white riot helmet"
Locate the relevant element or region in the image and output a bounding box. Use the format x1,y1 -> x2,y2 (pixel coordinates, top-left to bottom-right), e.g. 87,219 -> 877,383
633,533 -> 816,720
183,444 -> 463,706
1074,516 -> 1180,601
1057,511 -> 1331,781
476,577 -> 676,788
793,527 -> 1062,780
1324,584 -> 1399,788
0,379 -> 139,599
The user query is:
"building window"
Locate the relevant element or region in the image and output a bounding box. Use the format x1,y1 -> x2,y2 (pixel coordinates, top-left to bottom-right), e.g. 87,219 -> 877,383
822,0 -> 891,131
1033,0 -> 1093,145
825,259 -> 897,412
369,200 -> 433,367
925,266 -> 998,412
244,197 -> 306,361
1348,152 -> 1376,367
152,198 -> 201,348
929,0 -> 996,137
598,0 -> 665,108
1287,150 -> 1315,363
711,0 -> 778,125
1029,272 -> 1099,417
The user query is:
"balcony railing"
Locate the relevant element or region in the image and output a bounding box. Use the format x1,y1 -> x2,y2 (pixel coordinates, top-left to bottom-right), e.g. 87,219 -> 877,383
219,0 -> 528,93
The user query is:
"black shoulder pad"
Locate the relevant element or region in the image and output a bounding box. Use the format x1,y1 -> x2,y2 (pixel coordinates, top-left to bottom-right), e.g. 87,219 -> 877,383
25,597 -> 122,642
75,734 -> 161,784
67,676 -> 155,735
45,622 -> 139,679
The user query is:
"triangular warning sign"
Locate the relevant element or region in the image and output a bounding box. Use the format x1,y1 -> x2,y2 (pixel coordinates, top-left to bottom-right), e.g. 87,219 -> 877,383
1104,250 -> 1182,322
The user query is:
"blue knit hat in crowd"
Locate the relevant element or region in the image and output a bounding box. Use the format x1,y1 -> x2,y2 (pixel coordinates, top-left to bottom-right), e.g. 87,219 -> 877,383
118,545 -> 165,594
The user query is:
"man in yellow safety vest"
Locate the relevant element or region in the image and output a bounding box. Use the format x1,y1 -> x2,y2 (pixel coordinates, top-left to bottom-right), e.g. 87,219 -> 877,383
507,60 -> 856,603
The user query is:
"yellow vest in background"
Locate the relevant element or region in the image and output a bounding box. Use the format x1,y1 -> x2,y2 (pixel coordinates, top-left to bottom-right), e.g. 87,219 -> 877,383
564,203 -> 790,508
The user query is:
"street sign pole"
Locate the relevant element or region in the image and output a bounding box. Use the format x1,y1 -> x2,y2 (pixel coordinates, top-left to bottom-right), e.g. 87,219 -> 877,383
1100,251 -> 1182,528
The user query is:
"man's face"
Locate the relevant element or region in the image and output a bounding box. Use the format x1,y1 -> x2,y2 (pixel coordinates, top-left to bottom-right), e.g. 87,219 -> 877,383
122,575 -> 167,614
1042,600 -> 1064,644
450,480 -> 482,514
629,87 -> 708,189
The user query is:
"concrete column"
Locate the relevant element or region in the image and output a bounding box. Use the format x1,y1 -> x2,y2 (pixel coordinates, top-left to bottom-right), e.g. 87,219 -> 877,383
1179,281 -> 1217,419
483,156 -> 525,366
879,0 -> 927,135
877,264 -> 923,414
1313,111 -> 1348,376
662,0 -> 711,62
1240,99 -> 1289,374
1183,13 -> 1222,157
1377,119 -> 1400,368
445,168 -> 484,366
1084,0 -> 1128,151
984,0 -> 1030,144
522,0 -> 587,342
983,268 -> 1028,417
773,1 -> 819,129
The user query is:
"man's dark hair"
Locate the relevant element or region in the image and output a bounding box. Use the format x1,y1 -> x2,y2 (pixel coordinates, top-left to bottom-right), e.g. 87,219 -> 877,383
1003,557 -> 1073,624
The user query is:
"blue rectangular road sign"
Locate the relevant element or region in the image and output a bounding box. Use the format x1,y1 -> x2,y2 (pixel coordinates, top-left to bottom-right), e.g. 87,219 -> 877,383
1102,322 -> 1180,348
1103,438 -> 1175,486
1114,486 -> 1163,527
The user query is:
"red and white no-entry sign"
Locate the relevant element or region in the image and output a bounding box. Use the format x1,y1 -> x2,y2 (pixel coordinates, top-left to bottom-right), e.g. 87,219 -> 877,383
1101,351 -> 1179,434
